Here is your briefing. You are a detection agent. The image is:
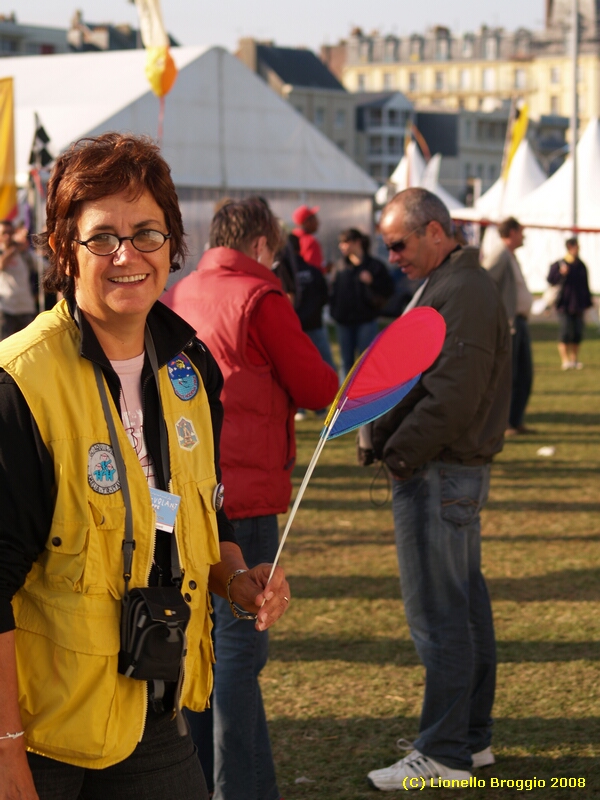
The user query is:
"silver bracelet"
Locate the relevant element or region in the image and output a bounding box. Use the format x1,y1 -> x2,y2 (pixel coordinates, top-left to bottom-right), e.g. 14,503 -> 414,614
0,730 -> 24,740
226,569 -> 257,620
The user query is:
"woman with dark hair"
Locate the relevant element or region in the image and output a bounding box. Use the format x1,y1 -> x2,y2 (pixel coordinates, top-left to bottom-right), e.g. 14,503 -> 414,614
330,227 -> 394,376
0,134 -> 289,800
547,237 -> 593,369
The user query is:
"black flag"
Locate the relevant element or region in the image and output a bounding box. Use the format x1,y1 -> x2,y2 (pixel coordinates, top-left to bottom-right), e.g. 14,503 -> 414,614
29,114 -> 53,169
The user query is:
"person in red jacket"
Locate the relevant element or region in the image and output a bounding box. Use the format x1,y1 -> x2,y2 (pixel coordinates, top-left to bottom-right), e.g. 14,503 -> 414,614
162,197 -> 337,800
291,204 -> 327,272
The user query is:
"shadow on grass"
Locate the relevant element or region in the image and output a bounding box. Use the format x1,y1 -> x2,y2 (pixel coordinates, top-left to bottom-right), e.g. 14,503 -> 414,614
287,569 -> 600,602
270,716 -> 600,799
270,637 -> 600,664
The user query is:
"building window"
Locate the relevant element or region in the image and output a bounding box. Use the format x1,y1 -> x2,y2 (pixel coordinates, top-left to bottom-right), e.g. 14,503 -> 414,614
337,141 -> 346,151
482,68 -> 496,91
410,36 -> 423,61
550,96 -> 560,115
334,109 -> 346,129
435,35 -> 449,61
388,108 -> 402,127
369,108 -> 383,127
357,73 -> 366,91
383,72 -> 393,90
485,36 -> 498,60
409,71 -> 418,91
550,66 -> 560,84
388,136 -> 402,155
465,119 -> 472,140
384,38 -> 398,62
462,35 -> 474,58
514,68 -> 526,89
314,107 -> 325,127
465,162 -> 472,179
368,136 -> 383,155
489,164 -> 496,182
459,69 -> 471,90
0,37 -> 18,53
369,163 -> 383,179
359,40 -> 371,63
435,71 -> 445,91
477,163 -> 484,179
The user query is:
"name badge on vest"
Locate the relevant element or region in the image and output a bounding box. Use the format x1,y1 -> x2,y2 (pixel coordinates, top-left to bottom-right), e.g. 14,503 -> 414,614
168,354 -> 199,401
88,443 -> 121,494
150,487 -> 182,533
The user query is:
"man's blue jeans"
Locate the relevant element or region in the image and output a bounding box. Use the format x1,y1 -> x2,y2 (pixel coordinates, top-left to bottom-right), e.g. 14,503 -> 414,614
212,515 -> 280,800
391,462 -> 496,771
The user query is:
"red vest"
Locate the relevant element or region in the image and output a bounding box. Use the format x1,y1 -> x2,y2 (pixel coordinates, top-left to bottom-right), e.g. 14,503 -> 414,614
162,248 -> 295,519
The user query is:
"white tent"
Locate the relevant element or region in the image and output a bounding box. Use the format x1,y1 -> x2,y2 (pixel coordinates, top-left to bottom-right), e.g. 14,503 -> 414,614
421,154 -> 463,211
377,142 -> 461,210
389,141 -> 426,190
513,118 -> 600,292
452,139 -> 546,223
2,46 -> 377,273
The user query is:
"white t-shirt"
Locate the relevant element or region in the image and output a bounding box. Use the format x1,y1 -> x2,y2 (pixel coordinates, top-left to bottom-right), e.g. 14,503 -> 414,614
110,353 -> 157,487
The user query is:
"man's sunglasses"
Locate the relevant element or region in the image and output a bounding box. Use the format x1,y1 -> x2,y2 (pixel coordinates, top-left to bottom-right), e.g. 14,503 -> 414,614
386,226 -> 423,254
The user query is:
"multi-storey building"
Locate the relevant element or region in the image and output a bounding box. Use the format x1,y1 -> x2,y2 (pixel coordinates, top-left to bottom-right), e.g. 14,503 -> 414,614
0,13 -> 69,56
324,1 -> 599,130
0,11 -> 177,57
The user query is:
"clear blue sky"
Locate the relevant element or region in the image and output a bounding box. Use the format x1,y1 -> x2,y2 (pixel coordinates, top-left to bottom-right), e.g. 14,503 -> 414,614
9,1 -> 544,53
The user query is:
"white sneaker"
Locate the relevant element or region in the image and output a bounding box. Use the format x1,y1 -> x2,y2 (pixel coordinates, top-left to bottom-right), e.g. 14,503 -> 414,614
472,746 -> 495,768
367,749 -> 471,791
395,738 -> 494,770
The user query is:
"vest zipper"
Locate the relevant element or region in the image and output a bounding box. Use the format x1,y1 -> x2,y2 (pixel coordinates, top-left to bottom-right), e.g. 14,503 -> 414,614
138,682 -> 148,742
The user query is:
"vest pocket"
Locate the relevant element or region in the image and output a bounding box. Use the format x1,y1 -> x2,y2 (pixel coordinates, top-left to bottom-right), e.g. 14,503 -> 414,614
39,518 -> 91,593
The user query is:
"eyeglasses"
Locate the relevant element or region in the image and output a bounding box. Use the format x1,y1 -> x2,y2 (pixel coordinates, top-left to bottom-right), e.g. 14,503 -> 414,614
74,230 -> 171,256
386,226 -> 423,254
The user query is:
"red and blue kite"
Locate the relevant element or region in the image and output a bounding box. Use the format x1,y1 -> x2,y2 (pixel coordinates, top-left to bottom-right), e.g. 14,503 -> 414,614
267,306 -> 446,580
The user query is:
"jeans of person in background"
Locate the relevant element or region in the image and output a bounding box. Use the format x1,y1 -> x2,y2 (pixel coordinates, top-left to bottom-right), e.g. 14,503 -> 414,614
27,705 -> 209,800
336,319 -> 379,377
391,462 -> 496,771
306,325 -> 336,370
509,315 -> 533,429
211,515 -> 280,800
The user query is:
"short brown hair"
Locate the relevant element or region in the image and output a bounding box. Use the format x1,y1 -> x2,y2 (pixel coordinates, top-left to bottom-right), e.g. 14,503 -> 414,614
209,197 -> 282,254
38,132 -> 187,297
498,217 -> 522,239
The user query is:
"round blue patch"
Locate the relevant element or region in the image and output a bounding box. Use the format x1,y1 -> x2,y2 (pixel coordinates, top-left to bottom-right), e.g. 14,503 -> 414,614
167,353 -> 199,401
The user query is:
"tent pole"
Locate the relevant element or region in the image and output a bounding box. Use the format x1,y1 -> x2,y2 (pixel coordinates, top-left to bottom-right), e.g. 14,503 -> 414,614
570,0 -> 578,229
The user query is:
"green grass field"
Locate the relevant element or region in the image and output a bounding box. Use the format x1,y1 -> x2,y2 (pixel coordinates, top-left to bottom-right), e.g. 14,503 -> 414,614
263,322 -> 600,798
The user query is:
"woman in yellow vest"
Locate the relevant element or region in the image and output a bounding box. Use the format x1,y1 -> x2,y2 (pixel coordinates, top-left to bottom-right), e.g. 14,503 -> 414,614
0,133 -> 290,800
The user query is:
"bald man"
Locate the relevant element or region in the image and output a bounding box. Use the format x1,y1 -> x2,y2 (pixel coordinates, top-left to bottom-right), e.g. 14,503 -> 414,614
367,188 -> 510,790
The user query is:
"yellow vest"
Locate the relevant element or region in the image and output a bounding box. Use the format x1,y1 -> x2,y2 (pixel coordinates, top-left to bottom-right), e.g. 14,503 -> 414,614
0,301 -> 221,768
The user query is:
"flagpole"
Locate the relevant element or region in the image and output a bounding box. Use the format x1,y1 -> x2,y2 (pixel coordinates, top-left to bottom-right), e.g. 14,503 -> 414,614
570,0 -> 578,229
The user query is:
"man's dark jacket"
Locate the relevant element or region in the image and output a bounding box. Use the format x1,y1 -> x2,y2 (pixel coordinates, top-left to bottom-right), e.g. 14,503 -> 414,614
372,246 -> 511,478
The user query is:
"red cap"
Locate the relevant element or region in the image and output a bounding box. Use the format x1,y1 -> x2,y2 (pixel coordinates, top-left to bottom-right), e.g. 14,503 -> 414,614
292,205 -> 320,226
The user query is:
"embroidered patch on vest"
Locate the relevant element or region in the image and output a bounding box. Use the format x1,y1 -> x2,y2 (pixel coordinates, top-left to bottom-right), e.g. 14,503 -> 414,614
167,354 -> 199,401
175,417 -> 199,451
88,443 -> 121,494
